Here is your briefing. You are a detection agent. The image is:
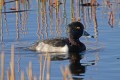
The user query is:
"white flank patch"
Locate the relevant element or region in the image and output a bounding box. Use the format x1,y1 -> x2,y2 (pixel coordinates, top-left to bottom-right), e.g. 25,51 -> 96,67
36,42 -> 69,54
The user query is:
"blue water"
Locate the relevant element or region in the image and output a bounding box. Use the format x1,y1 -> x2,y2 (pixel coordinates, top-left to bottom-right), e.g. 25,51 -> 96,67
0,0 -> 120,80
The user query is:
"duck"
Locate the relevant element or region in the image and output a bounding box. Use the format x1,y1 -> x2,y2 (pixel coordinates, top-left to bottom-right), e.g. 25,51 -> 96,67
28,21 -> 86,53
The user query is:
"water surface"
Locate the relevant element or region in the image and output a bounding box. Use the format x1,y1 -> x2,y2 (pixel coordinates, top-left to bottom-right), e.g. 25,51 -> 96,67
0,0 -> 120,80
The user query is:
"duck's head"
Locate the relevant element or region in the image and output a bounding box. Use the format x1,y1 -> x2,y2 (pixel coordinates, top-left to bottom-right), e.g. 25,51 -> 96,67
67,22 -> 84,39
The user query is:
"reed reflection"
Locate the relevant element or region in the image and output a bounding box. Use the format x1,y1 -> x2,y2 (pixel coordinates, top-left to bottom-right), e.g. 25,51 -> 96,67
3,1 -> 9,34
37,0 -> 42,39
0,11 -> 3,42
105,1 -> 115,28
102,0 -> 120,28
37,0 -> 63,39
41,0 -> 48,39
0,0 -> 30,41
70,0 -> 75,22
80,2 -> 99,38
92,6 -> 98,38
16,0 -> 20,40
15,0 -> 30,40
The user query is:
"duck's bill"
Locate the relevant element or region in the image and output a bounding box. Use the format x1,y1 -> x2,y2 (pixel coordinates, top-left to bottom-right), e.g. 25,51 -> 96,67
83,31 -> 94,38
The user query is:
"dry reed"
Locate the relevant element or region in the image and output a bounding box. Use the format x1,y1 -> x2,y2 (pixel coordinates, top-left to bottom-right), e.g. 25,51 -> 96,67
10,45 -> 15,80
39,55 -> 43,80
1,51 -> 5,80
46,53 -> 51,80
0,0 -> 4,10
7,68 -> 10,80
27,61 -> 33,80
41,54 -> 47,80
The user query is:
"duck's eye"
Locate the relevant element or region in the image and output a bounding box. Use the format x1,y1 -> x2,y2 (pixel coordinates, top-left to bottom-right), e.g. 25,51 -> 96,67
76,26 -> 80,30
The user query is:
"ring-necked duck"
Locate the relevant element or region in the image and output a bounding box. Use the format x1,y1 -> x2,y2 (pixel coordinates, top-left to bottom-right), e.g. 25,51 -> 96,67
28,22 -> 86,53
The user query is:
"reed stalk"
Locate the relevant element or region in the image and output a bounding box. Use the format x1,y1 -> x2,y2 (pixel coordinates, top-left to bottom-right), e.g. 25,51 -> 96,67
28,62 -> 33,80
7,69 -> 10,80
46,54 -> 51,80
10,45 -> 15,80
39,55 -> 43,80
33,75 -> 37,80
42,53 -> 47,80
0,0 -> 4,10
1,51 -> 5,80
61,66 -> 67,80
20,71 -> 25,80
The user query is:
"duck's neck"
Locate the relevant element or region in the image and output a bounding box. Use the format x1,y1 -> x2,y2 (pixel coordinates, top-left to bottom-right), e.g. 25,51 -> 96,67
69,37 -> 80,45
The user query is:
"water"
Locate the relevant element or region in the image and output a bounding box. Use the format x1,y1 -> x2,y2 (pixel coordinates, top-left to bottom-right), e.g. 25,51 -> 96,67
0,0 -> 120,80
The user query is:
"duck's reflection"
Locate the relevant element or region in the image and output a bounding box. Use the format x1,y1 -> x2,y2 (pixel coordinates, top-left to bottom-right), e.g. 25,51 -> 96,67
50,52 -> 86,79
69,52 -> 85,77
